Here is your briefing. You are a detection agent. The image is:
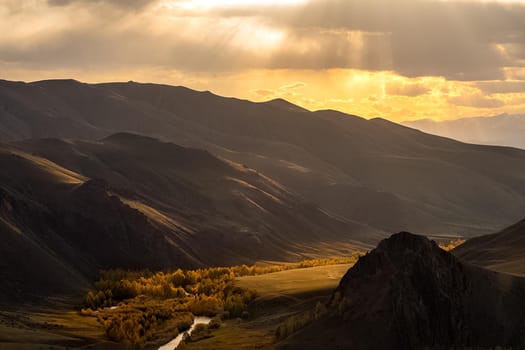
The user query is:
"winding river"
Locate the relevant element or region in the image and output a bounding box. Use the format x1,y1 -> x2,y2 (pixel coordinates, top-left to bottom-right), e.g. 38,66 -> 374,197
158,316 -> 212,350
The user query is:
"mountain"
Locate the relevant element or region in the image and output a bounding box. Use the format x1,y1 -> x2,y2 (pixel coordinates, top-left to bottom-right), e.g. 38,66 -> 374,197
0,135 -> 375,302
280,232 -> 525,350
453,218 -> 525,276
403,114 -> 525,150
0,143 -> 211,302
3,79 -> 525,238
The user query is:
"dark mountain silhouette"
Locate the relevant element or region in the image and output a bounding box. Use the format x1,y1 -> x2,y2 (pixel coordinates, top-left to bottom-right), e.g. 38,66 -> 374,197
2,79 -> 525,238
403,114 -> 525,150
281,232 -> 525,350
0,136 -> 375,302
454,218 -> 525,276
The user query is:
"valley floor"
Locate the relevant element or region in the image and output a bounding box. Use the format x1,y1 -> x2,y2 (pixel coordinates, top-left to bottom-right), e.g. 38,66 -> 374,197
0,264 -> 353,350
0,300 -> 116,350
182,264 -> 352,350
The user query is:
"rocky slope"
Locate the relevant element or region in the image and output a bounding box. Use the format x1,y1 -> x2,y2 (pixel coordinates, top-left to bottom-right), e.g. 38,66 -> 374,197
281,232 -> 525,350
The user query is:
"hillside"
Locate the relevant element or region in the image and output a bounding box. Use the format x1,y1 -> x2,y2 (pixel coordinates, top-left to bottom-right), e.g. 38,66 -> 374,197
0,145 -> 198,302
2,79 -> 525,238
403,114 -> 525,150
280,232 -> 525,350
453,218 -> 525,276
0,136 -> 375,302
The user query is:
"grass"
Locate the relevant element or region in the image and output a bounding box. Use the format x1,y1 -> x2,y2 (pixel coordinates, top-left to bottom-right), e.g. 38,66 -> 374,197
181,263 -> 354,350
180,319 -> 275,350
0,305 -> 114,350
236,264 -> 352,297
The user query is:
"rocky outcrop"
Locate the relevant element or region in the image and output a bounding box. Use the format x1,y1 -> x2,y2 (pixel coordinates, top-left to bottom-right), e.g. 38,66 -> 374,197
283,232 -> 525,350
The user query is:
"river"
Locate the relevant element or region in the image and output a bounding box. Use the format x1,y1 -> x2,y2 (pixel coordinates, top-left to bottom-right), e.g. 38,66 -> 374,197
158,316 -> 212,350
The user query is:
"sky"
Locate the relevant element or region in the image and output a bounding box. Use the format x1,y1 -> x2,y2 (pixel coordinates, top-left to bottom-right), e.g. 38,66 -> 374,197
1,0 -> 525,122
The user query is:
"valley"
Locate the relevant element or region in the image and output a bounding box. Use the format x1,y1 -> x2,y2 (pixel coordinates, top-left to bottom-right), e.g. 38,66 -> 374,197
0,259 -> 357,350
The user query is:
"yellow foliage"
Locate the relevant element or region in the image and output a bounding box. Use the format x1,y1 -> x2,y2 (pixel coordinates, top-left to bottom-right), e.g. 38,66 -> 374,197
439,239 -> 465,251
82,256 -> 360,346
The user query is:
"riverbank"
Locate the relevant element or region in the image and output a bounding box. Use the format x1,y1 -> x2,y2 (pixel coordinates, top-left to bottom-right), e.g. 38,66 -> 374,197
159,316 -> 211,350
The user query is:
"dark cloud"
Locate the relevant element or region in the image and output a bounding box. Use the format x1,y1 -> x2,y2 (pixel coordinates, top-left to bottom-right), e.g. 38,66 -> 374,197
2,0 -> 525,81
216,0 -> 525,80
0,26 -> 264,72
269,29 -> 393,71
47,0 -> 152,8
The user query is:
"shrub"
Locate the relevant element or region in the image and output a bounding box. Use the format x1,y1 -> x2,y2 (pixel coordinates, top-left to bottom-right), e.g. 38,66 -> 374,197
208,316 -> 222,329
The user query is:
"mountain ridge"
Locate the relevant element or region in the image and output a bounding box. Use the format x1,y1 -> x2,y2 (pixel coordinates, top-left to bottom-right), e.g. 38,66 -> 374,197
403,114 -> 525,150
1,133 -> 379,302
2,79 -> 525,238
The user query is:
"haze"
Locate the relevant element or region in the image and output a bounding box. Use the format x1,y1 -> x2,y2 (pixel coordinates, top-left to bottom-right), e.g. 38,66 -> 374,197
2,0 -> 525,121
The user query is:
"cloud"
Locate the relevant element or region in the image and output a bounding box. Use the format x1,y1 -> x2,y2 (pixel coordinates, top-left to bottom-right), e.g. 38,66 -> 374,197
386,82 -> 430,96
476,81 -> 525,94
279,82 -> 307,90
448,93 -> 505,108
46,0 -> 152,8
214,0 -> 525,80
1,0 -> 525,82
253,89 -> 274,97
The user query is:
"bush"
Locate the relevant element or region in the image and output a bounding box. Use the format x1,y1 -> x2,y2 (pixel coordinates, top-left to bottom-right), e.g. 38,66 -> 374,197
208,316 -> 222,329
188,324 -> 211,342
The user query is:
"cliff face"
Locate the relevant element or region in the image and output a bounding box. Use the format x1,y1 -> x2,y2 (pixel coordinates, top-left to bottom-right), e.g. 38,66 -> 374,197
282,232 -> 525,350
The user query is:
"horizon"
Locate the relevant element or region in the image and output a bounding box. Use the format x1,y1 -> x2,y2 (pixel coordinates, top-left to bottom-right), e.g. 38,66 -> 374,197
2,0 -> 525,122
4,77 -> 525,123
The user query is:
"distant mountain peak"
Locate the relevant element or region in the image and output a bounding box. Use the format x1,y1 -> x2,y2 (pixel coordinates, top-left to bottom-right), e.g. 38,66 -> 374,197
402,114 -> 525,149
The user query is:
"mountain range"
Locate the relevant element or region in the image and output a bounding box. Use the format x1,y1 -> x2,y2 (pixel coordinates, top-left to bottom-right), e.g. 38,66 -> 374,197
3,78 -> 525,303
403,114 -> 525,150
1,134 -> 375,302
2,79 -> 525,240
